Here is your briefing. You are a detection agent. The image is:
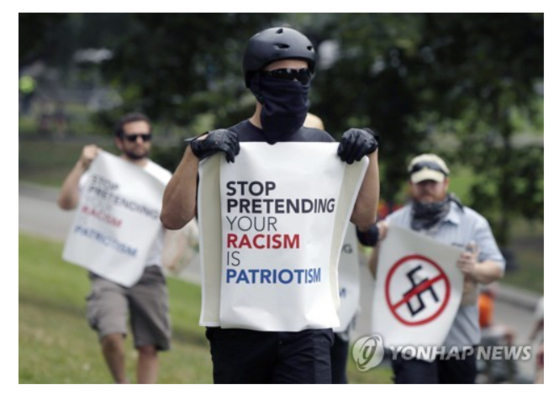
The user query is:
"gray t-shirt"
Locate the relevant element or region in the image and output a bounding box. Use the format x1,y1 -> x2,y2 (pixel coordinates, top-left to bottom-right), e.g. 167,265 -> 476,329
385,201 -> 506,348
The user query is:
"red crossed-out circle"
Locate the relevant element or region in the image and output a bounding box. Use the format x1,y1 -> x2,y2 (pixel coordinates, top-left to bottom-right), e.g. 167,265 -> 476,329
384,254 -> 450,326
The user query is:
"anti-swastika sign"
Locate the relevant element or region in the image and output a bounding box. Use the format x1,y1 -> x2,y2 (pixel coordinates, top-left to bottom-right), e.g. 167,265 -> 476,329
385,254 -> 450,326
372,226 -> 464,358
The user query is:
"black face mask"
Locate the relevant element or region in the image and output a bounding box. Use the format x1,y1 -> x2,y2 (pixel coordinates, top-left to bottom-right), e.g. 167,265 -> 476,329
254,75 -> 310,143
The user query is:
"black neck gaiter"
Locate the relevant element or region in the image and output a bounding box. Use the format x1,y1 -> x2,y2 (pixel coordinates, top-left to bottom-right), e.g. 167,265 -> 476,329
252,75 -> 310,143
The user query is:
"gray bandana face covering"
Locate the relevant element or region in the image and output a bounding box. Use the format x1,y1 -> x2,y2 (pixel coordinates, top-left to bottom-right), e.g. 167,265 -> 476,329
411,193 -> 463,231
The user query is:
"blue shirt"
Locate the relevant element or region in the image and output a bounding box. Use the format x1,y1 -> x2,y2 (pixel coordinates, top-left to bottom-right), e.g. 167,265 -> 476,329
385,200 -> 505,348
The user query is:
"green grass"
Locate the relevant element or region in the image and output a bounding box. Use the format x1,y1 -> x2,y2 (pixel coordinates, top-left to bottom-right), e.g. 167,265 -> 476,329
19,139 -> 118,188
19,233 -> 213,384
19,233 -> 392,384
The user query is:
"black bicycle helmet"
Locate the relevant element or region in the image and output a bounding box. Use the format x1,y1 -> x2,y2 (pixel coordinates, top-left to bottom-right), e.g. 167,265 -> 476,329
243,27 -> 316,88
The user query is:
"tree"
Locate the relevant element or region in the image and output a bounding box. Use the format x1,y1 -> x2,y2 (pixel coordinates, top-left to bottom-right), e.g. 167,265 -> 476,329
306,13 -> 543,244
308,14 -> 429,208
415,13 -> 544,244
98,14 -> 279,131
19,13 -> 543,245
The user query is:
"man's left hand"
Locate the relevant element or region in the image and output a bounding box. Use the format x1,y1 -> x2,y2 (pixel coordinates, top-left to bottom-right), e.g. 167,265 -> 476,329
337,128 -> 379,164
457,242 -> 479,276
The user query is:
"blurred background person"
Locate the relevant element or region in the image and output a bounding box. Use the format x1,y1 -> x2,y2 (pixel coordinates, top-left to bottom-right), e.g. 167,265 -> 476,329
58,113 -> 172,384
369,153 -> 506,384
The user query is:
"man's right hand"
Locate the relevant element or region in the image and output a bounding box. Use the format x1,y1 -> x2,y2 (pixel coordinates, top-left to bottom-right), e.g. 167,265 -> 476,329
188,129 -> 240,163
80,145 -> 100,169
58,144 -> 99,210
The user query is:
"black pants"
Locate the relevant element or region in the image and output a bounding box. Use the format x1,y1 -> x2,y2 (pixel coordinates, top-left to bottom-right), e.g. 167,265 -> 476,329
391,352 -> 477,384
206,327 -> 334,384
330,335 -> 349,384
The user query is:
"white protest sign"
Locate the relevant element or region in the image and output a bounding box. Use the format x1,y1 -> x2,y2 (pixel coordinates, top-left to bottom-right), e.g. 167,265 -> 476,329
372,226 -> 464,359
197,143 -> 368,331
334,226 -> 361,333
62,151 -> 167,287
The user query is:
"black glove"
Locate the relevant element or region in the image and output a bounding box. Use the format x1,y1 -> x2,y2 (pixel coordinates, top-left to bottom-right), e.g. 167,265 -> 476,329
187,129 -> 240,163
337,128 -> 379,164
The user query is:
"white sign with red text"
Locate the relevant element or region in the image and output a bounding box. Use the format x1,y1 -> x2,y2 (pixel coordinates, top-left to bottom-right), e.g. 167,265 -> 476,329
62,151 -> 167,287
198,143 -> 368,331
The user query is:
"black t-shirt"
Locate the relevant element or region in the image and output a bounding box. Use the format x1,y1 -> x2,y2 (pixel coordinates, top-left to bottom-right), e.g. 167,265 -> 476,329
228,119 -> 336,144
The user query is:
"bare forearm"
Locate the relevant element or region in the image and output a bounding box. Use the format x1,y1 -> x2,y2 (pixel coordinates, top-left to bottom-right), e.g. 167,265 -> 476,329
471,260 -> 504,284
351,151 -> 379,231
160,146 -> 199,230
59,144 -> 99,210
58,161 -> 87,210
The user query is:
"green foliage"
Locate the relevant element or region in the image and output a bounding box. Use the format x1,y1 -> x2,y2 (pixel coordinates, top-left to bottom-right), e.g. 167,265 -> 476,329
310,14 -> 430,201
96,14 -> 280,133
416,13 -> 543,244
19,13 -> 544,246
19,13 -> 66,67
306,13 -> 544,244
150,141 -> 187,174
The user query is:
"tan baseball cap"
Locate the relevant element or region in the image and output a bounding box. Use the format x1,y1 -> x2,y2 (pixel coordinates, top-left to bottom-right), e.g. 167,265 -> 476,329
407,154 -> 450,184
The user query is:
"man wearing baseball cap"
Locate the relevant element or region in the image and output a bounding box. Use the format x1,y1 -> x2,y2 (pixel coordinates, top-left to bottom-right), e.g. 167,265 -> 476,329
368,153 -> 505,384
408,154 -> 449,183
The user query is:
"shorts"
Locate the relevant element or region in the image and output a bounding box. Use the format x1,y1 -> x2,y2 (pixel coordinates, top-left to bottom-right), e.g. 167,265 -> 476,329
206,327 -> 334,384
86,265 -> 171,351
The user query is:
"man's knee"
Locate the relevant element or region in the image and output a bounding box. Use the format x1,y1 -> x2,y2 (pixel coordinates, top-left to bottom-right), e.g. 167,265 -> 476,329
137,345 -> 158,357
101,333 -> 125,351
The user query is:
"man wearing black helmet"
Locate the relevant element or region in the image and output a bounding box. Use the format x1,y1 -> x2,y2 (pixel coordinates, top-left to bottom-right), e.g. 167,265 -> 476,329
161,27 -> 379,384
